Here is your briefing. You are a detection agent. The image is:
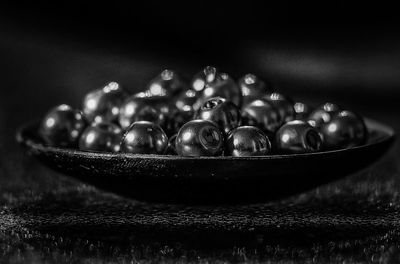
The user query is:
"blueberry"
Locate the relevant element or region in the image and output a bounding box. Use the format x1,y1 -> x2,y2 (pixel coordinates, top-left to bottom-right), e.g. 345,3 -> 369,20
225,126 -> 271,156
275,120 -> 322,154
191,66 -> 222,92
293,102 -> 313,120
238,74 -> 270,106
174,89 -> 199,113
175,119 -> 224,157
146,69 -> 188,97
165,109 -> 193,136
263,92 -> 295,124
321,110 -> 367,149
308,102 -> 340,128
79,122 -> 123,152
241,99 -> 281,134
39,104 -> 87,147
118,94 -> 172,131
197,73 -> 242,108
196,97 -> 241,134
120,121 -> 168,154
82,82 -> 128,123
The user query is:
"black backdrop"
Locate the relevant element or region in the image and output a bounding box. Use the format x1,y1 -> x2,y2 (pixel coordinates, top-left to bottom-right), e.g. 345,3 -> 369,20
1,2 -> 400,263
2,1 -> 400,97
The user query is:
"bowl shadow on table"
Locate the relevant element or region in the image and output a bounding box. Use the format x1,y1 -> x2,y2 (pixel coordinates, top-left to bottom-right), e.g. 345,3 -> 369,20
8,187 -> 400,252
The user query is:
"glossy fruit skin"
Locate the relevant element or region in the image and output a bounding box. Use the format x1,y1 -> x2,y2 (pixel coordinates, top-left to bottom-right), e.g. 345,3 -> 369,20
197,73 -> 242,108
83,82 -> 128,123
175,120 -> 224,157
196,97 -> 241,134
225,126 -> 271,156
191,66 -> 222,92
39,104 -> 87,148
241,99 -> 281,134
79,122 -> 123,152
166,109 -> 193,136
173,88 -> 199,122
120,121 -> 168,154
170,89 -> 199,134
308,102 -> 340,128
238,74 -> 270,106
275,120 -> 323,154
321,110 -> 368,150
118,94 -> 172,130
263,93 -> 295,124
164,134 -> 178,155
294,102 -> 313,120
146,69 -> 188,97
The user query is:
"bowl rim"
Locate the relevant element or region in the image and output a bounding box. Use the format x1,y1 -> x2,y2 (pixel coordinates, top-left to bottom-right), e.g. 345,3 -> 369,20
16,118 -> 396,161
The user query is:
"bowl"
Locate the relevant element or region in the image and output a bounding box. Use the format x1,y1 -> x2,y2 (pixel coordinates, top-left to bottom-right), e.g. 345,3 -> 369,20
16,118 -> 395,204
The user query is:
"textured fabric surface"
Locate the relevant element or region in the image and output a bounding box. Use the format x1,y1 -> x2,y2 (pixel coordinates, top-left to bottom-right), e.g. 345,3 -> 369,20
2,152 -> 400,263
1,25 -> 400,263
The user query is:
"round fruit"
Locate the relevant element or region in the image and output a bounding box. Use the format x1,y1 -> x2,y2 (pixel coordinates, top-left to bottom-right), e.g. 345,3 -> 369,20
308,102 -> 340,128
82,82 -> 128,123
241,99 -> 281,134
197,73 -> 242,108
294,102 -> 313,120
175,119 -> 224,157
238,73 -> 270,106
120,121 -> 168,154
79,122 -> 123,152
225,126 -> 271,156
321,110 -> 367,149
275,120 -> 322,154
196,97 -> 241,134
191,66 -> 222,92
146,69 -> 188,97
264,92 -> 295,124
118,94 -> 171,130
39,104 -> 87,147
174,89 -> 198,113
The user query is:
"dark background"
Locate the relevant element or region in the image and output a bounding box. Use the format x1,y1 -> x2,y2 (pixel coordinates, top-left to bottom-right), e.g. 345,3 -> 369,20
1,2 -> 400,263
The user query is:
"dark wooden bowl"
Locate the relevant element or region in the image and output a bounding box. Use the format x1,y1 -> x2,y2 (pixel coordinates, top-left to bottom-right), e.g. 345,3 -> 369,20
16,119 -> 395,204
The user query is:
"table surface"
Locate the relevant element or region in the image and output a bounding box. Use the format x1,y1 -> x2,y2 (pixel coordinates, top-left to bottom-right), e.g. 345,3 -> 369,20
1,25 -> 400,263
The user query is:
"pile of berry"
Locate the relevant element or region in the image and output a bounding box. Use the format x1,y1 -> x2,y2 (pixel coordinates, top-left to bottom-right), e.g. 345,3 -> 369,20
39,66 -> 367,157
